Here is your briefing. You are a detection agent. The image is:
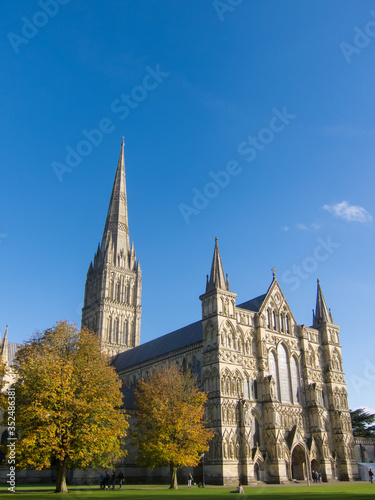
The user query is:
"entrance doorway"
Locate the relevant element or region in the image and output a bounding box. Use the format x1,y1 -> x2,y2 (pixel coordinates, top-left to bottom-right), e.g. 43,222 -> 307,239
291,445 -> 306,480
254,460 -> 264,482
311,459 -> 319,477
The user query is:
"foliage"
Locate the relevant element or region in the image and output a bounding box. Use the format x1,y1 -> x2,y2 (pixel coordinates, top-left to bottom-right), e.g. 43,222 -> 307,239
350,408 -> 375,438
10,321 -> 128,493
132,364 -> 214,490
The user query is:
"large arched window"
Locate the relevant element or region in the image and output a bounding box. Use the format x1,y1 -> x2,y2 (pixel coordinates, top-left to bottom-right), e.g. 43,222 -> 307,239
278,343 -> 291,403
290,356 -> 300,403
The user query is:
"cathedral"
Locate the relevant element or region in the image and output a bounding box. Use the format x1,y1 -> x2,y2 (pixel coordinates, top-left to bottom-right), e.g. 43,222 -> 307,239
82,142 -> 358,485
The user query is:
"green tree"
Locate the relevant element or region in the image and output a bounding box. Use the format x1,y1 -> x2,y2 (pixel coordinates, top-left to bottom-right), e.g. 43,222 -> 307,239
350,408 -> 375,437
132,364 -> 214,489
10,321 -> 128,493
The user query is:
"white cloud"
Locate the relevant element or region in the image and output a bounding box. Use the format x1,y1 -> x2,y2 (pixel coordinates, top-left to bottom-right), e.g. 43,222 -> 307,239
323,201 -> 372,223
281,226 -> 289,231
318,125 -> 375,138
295,223 -> 320,231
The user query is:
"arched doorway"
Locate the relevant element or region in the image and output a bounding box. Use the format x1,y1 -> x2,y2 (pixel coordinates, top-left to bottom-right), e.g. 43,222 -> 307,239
311,458 -> 319,480
291,444 -> 306,480
254,462 -> 260,481
254,460 -> 264,482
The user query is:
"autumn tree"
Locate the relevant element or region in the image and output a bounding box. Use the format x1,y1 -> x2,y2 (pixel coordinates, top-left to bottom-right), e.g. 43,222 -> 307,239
11,321 -> 128,493
132,364 -> 214,489
350,408 -> 375,438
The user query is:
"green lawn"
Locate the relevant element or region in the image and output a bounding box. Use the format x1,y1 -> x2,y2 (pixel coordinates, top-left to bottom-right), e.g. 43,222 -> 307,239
0,483 -> 374,499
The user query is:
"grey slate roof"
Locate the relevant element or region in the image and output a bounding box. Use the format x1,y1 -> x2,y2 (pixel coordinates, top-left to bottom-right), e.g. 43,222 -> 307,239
112,293 -> 266,373
237,293 -> 266,313
112,320 -> 203,372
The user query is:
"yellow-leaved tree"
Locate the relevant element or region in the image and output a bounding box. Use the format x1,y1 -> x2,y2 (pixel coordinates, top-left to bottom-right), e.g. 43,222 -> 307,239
132,364 -> 214,489
12,321 -> 128,493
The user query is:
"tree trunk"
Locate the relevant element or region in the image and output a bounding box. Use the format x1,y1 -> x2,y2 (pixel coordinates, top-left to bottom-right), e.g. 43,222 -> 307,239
55,459 -> 68,493
169,463 -> 178,490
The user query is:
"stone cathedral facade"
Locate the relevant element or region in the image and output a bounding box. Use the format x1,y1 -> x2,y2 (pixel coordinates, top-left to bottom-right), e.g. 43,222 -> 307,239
82,143 -> 358,485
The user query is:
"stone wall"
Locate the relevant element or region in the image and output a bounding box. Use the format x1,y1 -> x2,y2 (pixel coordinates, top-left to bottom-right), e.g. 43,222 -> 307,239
353,437 -> 375,463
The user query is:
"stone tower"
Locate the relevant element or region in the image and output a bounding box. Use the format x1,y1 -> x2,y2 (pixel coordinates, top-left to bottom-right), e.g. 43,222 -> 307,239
82,141 -> 142,356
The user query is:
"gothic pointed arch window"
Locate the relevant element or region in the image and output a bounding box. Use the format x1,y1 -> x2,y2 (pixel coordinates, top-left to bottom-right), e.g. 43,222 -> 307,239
280,313 -> 284,332
116,280 -> 121,302
285,315 -> 290,333
290,355 -> 300,404
114,318 -> 119,344
107,316 -> 112,343
267,309 -> 271,328
272,311 -> 277,330
277,343 -> 292,403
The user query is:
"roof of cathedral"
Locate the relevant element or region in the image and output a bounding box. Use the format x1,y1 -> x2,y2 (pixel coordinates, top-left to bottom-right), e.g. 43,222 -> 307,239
112,320 -> 203,372
237,293 -> 267,312
113,291 -> 269,373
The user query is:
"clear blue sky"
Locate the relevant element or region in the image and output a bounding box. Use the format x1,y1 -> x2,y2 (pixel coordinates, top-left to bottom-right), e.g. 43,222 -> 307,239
1,1 -> 374,411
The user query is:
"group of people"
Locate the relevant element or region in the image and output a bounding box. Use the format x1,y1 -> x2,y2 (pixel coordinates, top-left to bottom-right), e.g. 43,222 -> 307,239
99,470 -> 125,489
312,470 -> 322,483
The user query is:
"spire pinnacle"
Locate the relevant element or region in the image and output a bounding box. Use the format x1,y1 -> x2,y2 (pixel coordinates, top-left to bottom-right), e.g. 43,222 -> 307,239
314,279 -> 333,326
206,237 -> 230,292
101,141 -> 130,259
1,325 -> 9,365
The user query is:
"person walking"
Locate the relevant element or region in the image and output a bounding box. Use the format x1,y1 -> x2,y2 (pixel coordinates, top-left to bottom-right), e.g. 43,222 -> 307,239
99,473 -> 105,489
188,472 -> 194,488
110,470 -> 116,489
369,468 -> 374,483
104,472 -> 110,489
117,471 -> 125,489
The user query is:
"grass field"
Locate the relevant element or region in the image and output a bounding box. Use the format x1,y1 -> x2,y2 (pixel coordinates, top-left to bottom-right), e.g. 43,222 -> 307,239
0,483 -> 374,499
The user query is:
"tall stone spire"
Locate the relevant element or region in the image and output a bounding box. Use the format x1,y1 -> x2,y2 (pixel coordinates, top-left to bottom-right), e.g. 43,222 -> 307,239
313,279 -> 333,326
82,141 -> 142,356
101,140 -> 130,260
206,237 -> 230,292
1,325 -> 9,366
